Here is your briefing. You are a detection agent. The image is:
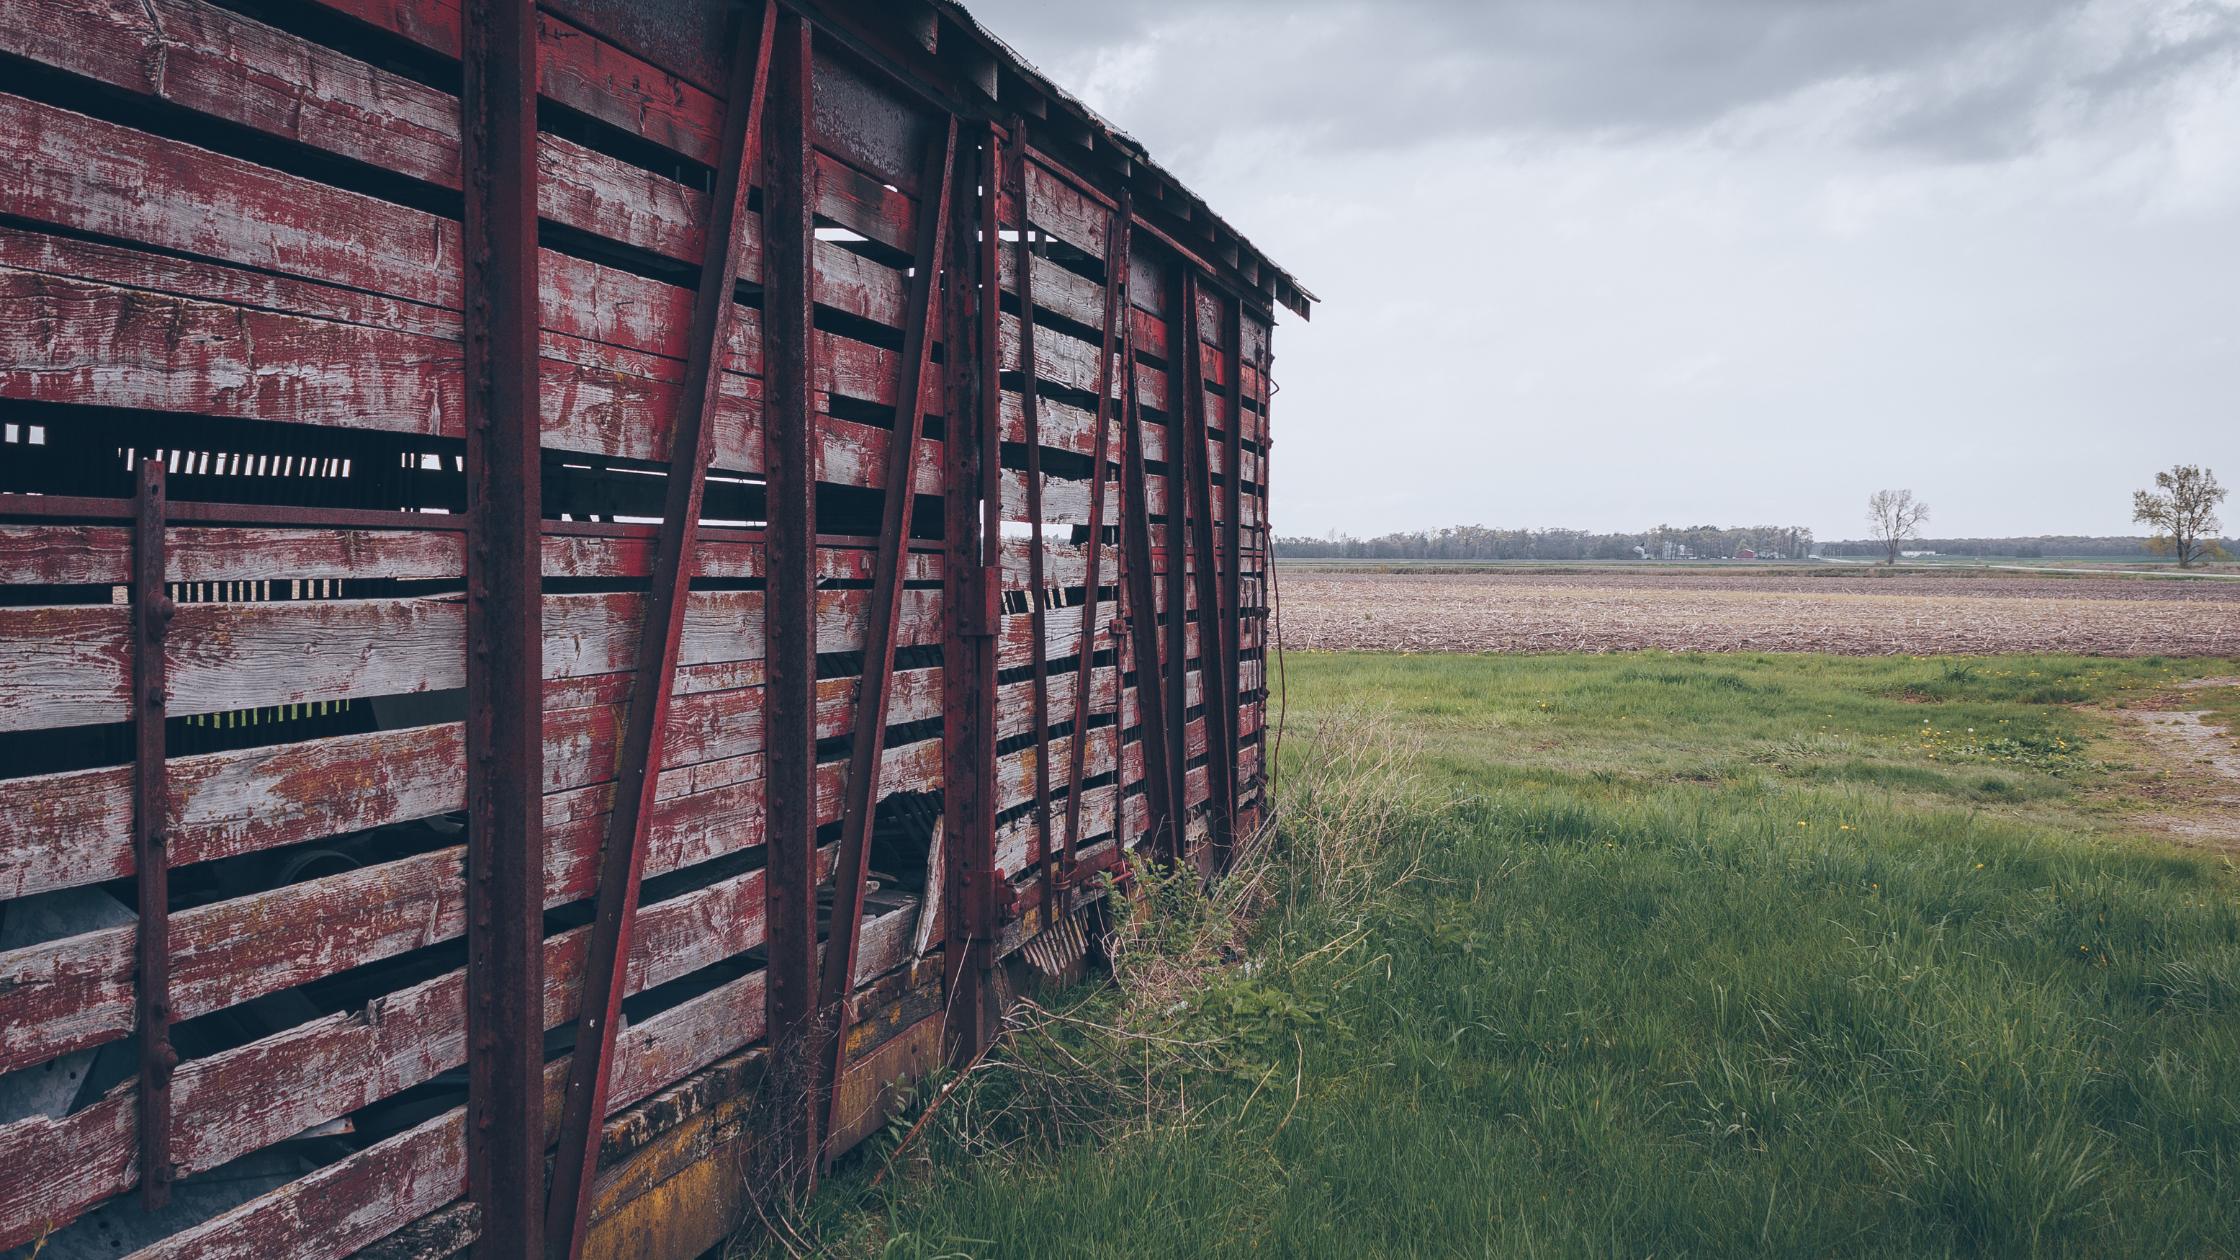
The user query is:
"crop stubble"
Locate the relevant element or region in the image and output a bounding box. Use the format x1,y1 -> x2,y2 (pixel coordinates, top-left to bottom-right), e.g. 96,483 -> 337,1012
1279,572 -> 2240,656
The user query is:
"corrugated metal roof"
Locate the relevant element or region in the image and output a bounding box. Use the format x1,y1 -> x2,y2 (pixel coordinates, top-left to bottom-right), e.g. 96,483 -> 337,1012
935,1 -> 1317,320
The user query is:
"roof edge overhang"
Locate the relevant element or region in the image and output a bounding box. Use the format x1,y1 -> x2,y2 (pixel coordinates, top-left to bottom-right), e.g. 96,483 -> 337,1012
793,0 -> 1317,322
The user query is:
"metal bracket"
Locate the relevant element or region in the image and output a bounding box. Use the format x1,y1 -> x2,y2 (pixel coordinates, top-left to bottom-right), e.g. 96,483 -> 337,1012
953,563 -> 1002,637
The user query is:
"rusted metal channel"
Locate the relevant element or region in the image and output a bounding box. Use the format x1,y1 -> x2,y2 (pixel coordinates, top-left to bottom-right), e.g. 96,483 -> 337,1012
1163,269 -> 1193,865
1119,265 -> 1180,863
944,122 -> 1004,1061
818,116 -> 958,1166
1218,296 -> 1246,860
1061,194 -> 1132,882
132,458 -> 175,1212
1010,121 -> 1061,932
544,4 -> 779,1253
763,6 -> 822,1190
1184,274 -> 1237,868
460,0 -> 545,1252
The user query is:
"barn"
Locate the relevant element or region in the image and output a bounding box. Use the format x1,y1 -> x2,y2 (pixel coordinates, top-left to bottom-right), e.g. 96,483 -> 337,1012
0,1 -> 1312,1255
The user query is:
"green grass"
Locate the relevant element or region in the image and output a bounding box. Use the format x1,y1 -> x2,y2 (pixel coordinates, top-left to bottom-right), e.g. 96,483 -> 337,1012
773,652 -> 2240,1259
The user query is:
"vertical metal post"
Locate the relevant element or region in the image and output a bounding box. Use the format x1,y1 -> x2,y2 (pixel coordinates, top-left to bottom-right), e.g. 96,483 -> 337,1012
1117,252 -> 1178,862
1061,195 -> 1130,876
1162,266 -> 1194,864
545,6 -> 777,1253
942,124 -> 1002,1062
1009,126 -> 1058,921
1219,299 -> 1244,852
1182,274 -> 1235,867
461,1 -> 544,1254
132,459 -> 175,1213
819,117 -> 957,1161
762,7 -> 820,1190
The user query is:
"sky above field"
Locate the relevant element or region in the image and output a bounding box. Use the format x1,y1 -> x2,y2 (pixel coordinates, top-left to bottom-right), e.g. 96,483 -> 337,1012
966,0 -> 2240,542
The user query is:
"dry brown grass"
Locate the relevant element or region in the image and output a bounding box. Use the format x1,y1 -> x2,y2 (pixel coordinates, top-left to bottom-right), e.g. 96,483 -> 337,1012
1280,571 -> 2240,656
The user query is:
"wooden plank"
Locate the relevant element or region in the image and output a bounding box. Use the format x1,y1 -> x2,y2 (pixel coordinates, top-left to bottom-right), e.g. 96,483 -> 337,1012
307,0 -> 731,169
0,265 -> 463,437
0,0 -> 712,276
999,249 -> 1107,332
1024,158 -> 1108,261
0,525 -> 465,586
0,226 -> 927,481
0,91 -> 465,309
0,584 -> 944,730
0,871 -> 903,1253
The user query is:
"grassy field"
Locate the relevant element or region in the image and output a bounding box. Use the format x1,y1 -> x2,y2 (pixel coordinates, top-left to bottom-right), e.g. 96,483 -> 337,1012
764,652 -> 2240,1259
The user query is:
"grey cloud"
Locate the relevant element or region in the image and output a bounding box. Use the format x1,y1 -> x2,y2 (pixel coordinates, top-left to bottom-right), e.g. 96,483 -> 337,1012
967,0 -> 2240,163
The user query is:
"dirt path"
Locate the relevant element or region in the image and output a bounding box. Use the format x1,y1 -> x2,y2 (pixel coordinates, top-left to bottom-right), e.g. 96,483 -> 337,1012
2094,678 -> 2240,844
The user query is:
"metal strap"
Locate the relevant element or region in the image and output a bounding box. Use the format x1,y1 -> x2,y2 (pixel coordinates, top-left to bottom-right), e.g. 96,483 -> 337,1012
1118,259 -> 1179,862
1060,193 -> 1131,877
1010,125 -> 1061,932
544,4 -> 778,1251
132,459 -> 176,1212
817,116 -> 958,1166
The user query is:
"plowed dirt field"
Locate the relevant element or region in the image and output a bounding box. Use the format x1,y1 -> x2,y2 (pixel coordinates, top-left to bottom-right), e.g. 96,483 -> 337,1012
1276,571 -> 2240,656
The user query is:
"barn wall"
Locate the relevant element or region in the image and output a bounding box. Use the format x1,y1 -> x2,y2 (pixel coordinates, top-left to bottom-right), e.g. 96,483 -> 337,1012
0,0 -> 1279,1255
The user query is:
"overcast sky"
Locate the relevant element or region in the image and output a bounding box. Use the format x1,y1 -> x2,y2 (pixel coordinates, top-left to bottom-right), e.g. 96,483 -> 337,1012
968,0 -> 2240,541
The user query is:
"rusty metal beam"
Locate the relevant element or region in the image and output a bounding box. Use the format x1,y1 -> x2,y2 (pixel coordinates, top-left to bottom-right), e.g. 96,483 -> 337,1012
1061,193 -> 1130,878
943,123 -> 1003,1063
131,458 -> 175,1213
818,115 -> 957,1165
1009,119 -> 1061,924
1185,276 -> 1236,867
1118,253 -> 1178,863
544,4 -> 777,1253
460,0 -> 544,1255
1220,302 -> 1249,829
763,6 -> 821,1192
1162,263 -> 1194,864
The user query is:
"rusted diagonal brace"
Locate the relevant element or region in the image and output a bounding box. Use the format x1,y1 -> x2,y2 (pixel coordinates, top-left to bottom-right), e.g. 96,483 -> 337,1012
1182,275 -> 1235,867
1009,125 -> 1060,926
1060,194 -> 1131,877
816,116 -> 958,1165
1117,270 -> 1179,862
543,5 -> 777,1256
132,458 -> 177,1212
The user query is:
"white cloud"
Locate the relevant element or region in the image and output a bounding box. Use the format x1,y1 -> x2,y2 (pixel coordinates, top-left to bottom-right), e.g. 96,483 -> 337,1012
965,0 -> 2240,538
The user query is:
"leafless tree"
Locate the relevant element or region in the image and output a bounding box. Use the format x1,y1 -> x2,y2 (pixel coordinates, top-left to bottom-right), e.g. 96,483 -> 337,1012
1866,489 -> 1930,565
2133,465 -> 2228,568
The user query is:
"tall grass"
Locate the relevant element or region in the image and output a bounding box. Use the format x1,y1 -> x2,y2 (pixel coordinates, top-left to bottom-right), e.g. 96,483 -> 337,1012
751,656 -> 2240,1259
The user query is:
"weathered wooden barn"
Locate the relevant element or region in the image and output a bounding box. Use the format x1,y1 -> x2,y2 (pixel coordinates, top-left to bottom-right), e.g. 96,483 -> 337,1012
0,0 -> 1310,1255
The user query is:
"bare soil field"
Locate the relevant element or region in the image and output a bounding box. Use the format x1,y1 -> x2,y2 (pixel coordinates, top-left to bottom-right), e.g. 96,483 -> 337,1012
1276,571 -> 2240,656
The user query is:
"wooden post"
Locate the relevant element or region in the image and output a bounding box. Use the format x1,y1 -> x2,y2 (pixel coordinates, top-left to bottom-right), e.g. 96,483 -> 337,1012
461,0 -> 545,1254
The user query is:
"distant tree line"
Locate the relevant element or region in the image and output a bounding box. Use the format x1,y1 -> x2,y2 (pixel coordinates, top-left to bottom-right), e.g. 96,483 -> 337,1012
1817,535 -> 2239,558
1274,524 -> 1815,562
